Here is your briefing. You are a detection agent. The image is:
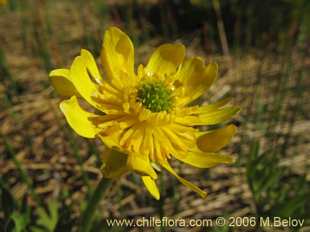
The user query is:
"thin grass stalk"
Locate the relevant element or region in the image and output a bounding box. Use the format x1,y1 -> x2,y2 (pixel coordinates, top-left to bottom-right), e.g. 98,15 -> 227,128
80,178 -> 113,232
212,0 -> 232,67
69,137 -> 91,189
1,136 -> 41,205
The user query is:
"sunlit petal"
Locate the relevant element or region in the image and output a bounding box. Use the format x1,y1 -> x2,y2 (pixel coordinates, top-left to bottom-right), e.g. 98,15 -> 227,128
60,96 -> 100,138
127,153 -> 158,179
175,58 -> 218,105
101,26 -> 135,86
49,68 -> 77,97
174,151 -> 235,168
142,176 -> 160,200
161,160 -> 207,198
80,49 -> 103,84
197,124 -> 237,152
145,43 -> 185,77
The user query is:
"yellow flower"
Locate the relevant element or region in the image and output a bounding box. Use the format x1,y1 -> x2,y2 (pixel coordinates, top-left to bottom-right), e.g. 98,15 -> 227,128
50,27 -> 239,200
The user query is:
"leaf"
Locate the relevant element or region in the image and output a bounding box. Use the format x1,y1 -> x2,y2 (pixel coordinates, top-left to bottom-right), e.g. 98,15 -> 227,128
35,200 -> 59,232
11,212 -> 29,232
1,186 -> 17,219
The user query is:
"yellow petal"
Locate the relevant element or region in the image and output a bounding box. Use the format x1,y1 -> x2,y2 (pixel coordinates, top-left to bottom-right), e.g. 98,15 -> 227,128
145,43 -> 185,77
174,151 -> 235,169
101,26 -> 135,85
127,153 -> 158,179
70,54 -> 102,111
49,68 -> 77,97
197,124 -> 237,152
198,107 -> 240,125
59,96 -> 100,138
141,176 -> 160,200
176,58 -> 218,105
161,161 -> 207,198
193,96 -> 232,114
101,150 -> 128,178
176,106 -> 240,126
98,126 -> 124,150
80,49 -> 103,84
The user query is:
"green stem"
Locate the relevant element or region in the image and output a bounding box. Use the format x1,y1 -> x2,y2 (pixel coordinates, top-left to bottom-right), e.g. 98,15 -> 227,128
80,178 -> 112,232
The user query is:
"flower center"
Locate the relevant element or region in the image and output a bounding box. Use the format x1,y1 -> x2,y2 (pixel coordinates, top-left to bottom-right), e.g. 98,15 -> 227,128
137,81 -> 173,112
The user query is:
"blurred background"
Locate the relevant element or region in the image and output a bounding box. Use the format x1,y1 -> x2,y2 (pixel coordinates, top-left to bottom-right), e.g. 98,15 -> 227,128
0,0 -> 309,231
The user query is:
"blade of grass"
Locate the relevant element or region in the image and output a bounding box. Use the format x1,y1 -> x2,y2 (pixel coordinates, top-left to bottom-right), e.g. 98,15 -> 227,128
80,178 -> 113,232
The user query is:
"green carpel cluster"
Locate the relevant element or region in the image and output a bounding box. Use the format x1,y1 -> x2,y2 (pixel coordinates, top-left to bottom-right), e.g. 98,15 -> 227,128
137,81 -> 173,112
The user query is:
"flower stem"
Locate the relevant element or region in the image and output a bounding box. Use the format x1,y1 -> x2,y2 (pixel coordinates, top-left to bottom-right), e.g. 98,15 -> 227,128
80,178 -> 112,232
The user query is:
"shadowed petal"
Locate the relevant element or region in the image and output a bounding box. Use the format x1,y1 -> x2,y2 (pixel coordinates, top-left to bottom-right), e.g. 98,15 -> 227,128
101,150 -> 128,178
